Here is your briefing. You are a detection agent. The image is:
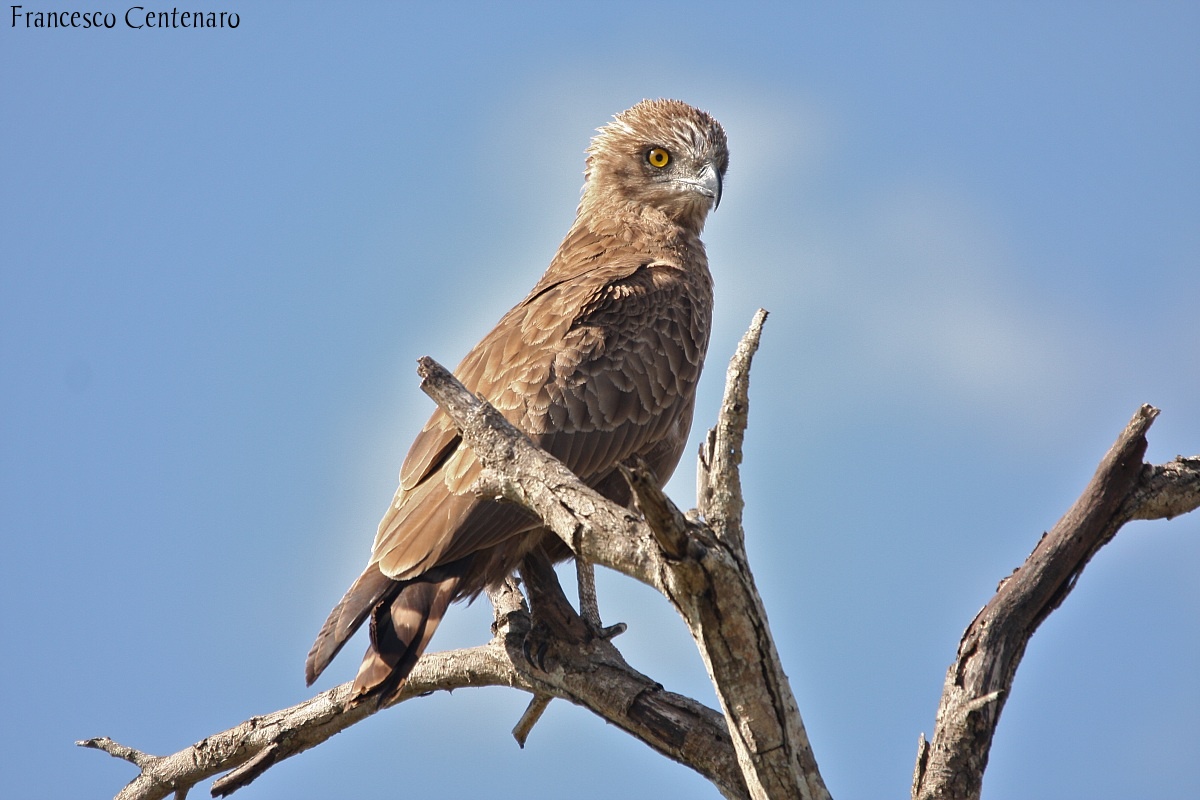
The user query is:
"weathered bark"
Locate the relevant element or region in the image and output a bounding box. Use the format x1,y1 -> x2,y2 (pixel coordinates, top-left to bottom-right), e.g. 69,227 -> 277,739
78,314 -> 1199,800
82,312 -> 818,800
81,578 -> 744,800
912,405 -> 1200,800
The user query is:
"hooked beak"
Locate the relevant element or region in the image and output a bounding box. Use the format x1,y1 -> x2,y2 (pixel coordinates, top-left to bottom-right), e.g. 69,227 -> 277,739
672,161 -> 723,212
696,161 -> 722,210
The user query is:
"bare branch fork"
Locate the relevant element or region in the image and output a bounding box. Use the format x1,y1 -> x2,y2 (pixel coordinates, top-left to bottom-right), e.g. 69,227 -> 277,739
431,308 -> 829,800
80,310 -> 1200,800
79,310 -> 803,800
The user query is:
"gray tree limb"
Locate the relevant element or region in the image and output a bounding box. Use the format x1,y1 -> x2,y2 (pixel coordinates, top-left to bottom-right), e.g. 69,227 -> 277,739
81,313 -> 801,800
911,405 -> 1200,800
81,576 -> 745,800
80,313 -> 1199,800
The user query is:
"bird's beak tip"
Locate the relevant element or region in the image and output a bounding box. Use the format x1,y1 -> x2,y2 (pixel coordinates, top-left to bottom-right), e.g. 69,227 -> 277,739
700,163 -> 722,211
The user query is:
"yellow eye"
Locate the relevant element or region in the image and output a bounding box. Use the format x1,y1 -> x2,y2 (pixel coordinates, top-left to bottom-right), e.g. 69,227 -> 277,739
647,147 -> 670,168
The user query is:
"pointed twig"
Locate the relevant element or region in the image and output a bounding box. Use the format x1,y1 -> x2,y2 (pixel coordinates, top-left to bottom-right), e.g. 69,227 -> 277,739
698,308 -> 767,543
512,694 -> 553,748
622,459 -> 691,559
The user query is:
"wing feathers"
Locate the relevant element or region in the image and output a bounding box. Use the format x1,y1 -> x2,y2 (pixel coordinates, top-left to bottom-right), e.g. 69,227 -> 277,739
305,563 -> 397,686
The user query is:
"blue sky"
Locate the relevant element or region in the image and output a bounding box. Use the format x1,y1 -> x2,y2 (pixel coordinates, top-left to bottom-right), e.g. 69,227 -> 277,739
3,2 -> 1198,798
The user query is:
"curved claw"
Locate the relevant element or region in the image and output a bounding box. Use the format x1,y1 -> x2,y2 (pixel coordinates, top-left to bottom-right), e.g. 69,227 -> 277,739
522,625 -> 552,671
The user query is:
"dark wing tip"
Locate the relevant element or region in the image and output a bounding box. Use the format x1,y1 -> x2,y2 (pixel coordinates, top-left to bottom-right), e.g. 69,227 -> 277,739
304,563 -> 397,686
304,632 -> 336,686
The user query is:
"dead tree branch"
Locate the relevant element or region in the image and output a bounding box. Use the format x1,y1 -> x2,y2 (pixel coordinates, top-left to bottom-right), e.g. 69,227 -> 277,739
81,312 -> 1198,800
81,577 -> 744,800
912,404 -> 1200,800
83,312 -> 800,800
424,309 -> 831,800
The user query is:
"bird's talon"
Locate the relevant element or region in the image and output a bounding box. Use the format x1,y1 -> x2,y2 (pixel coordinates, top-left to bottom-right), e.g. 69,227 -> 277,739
522,628 -> 552,671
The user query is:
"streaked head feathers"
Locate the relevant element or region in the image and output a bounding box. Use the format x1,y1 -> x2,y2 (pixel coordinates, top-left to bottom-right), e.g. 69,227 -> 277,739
582,99 -> 729,231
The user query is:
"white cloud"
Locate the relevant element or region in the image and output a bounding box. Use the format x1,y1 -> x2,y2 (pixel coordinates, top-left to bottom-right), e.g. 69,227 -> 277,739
858,182 -> 1081,416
